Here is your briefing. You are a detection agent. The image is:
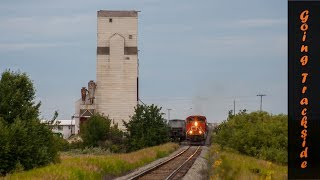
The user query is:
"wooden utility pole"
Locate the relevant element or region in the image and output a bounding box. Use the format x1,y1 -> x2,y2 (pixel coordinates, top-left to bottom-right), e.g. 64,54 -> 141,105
233,100 -> 236,116
257,94 -> 266,111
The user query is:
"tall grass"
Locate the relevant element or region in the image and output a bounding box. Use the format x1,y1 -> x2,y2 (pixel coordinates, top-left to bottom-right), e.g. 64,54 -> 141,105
2,143 -> 178,180
208,144 -> 287,180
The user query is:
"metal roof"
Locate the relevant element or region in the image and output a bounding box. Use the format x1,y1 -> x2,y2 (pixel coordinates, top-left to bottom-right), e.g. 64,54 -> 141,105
41,119 -> 75,126
97,10 -> 139,17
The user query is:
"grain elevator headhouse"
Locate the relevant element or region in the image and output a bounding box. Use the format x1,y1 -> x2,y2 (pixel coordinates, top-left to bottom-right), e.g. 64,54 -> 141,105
95,10 -> 139,129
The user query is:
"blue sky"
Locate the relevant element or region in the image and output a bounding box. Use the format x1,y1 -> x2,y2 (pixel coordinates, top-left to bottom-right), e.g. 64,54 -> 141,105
0,0 -> 287,122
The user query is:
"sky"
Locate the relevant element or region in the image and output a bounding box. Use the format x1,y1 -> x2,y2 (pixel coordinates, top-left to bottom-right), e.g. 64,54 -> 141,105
0,0 -> 287,123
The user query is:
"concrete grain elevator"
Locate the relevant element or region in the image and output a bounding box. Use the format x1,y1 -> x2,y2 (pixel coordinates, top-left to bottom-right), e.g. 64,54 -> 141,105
74,10 -> 139,132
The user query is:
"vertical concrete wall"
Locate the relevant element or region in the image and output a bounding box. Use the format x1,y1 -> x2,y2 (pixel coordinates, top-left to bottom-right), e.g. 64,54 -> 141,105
95,11 -> 138,129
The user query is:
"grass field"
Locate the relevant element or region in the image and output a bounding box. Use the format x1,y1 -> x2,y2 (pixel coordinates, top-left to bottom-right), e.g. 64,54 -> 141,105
2,143 -> 179,180
208,144 -> 287,180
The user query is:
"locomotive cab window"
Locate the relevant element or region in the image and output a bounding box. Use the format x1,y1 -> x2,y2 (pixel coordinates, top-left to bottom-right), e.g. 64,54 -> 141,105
198,117 -> 206,122
186,117 -> 194,122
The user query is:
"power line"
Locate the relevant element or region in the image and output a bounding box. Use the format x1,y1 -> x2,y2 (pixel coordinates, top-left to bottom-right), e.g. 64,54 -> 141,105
138,98 -> 146,105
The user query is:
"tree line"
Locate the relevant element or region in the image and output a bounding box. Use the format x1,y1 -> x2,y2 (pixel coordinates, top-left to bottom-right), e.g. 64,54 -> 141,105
213,110 -> 287,164
0,70 -> 170,175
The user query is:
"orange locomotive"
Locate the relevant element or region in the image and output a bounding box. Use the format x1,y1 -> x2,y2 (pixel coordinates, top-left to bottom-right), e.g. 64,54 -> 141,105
185,115 -> 208,144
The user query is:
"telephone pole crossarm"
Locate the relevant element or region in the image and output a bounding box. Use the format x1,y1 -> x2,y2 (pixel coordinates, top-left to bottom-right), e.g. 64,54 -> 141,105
257,94 -> 266,111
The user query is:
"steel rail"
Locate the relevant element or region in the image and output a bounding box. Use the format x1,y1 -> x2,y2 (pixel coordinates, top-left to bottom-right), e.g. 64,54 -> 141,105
129,146 -> 191,180
165,146 -> 201,180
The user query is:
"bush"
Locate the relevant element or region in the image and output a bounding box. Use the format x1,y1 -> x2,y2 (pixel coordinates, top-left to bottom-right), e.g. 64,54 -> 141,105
0,120 -> 15,175
80,114 -> 111,147
80,114 -> 126,152
124,104 -> 170,151
53,135 -> 70,152
213,111 -> 287,164
0,119 -> 59,175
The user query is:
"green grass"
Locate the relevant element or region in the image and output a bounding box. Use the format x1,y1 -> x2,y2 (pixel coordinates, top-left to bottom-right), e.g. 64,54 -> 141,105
208,144 -> 287,180
2,143 -> 179,180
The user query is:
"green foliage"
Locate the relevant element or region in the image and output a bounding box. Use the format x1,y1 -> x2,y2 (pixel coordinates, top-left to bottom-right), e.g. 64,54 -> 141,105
80,114 -> 126,152
0,120 -> 15,175
53,135 -> 70,152
213,111 -> 287,164
107,124 -> 126,153
0,70 -> 59,175
208,143 -> 287,180
43,111 -> 61,130
124,104 -> 170,151
0,70 -> 40,124
0,119 -> 59,175
80,114 -> 111,147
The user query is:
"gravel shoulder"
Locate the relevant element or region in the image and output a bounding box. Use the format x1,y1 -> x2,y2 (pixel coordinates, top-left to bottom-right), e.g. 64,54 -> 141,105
183,146 -> 209,180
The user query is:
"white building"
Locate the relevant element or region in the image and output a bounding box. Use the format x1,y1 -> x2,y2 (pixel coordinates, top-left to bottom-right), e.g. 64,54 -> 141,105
74,10 -> 139,131
41,119 -> 76,139
51,120 -> 76,139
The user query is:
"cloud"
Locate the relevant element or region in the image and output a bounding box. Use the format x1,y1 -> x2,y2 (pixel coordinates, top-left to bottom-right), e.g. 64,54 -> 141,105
236,18 -> 286,27
144,23 -> 193,33
0,42 -> 77,51
0,14 -> 95,39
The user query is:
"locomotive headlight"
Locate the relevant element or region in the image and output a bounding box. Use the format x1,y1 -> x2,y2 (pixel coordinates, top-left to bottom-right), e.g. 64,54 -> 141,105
194,121 -> 198,126
189,130 -> 193,134
199,130 -> 202,134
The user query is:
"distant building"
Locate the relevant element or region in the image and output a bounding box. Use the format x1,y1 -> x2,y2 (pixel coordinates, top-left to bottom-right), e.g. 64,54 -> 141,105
74,10 -> 139,131
41,119 -> 75,139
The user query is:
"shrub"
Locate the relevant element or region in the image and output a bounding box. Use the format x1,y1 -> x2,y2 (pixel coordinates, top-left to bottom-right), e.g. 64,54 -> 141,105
213,111 -> 287,164
80,114 -> 126,152
0,120 -> 15,175
53,135 -> 70,152
0,119 -> 59,175
80,114 -> 111,147
124,104 -> 170,151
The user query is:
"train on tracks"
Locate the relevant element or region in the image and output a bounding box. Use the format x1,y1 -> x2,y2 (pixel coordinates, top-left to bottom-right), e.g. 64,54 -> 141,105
168,119 -> 186,141
185,115 -> 208,145
168,115 -> 208,145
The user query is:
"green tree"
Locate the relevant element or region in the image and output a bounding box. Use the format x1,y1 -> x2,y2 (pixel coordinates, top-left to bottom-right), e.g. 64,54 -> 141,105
8,119 -> 59,170
0,70 -> 59,175
124,104 -> 170,151
0,119 -> 14,175
0,70 -> 40,124
80,114 -> 111,147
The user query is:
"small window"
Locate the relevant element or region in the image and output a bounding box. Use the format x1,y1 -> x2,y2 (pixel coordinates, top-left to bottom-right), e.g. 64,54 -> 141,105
129,35 -> 133,39
109,18 -> 112,23
58,125 -> 63,130
68,125 -> 71,129
125,57 -> 130,60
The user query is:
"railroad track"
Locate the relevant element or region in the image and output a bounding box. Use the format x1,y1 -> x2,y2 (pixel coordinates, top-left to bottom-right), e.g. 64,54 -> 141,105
129,146 -> 202,180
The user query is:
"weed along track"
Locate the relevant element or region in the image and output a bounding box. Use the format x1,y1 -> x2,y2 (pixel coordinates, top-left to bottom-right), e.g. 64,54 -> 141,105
129,146 -> 202,180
